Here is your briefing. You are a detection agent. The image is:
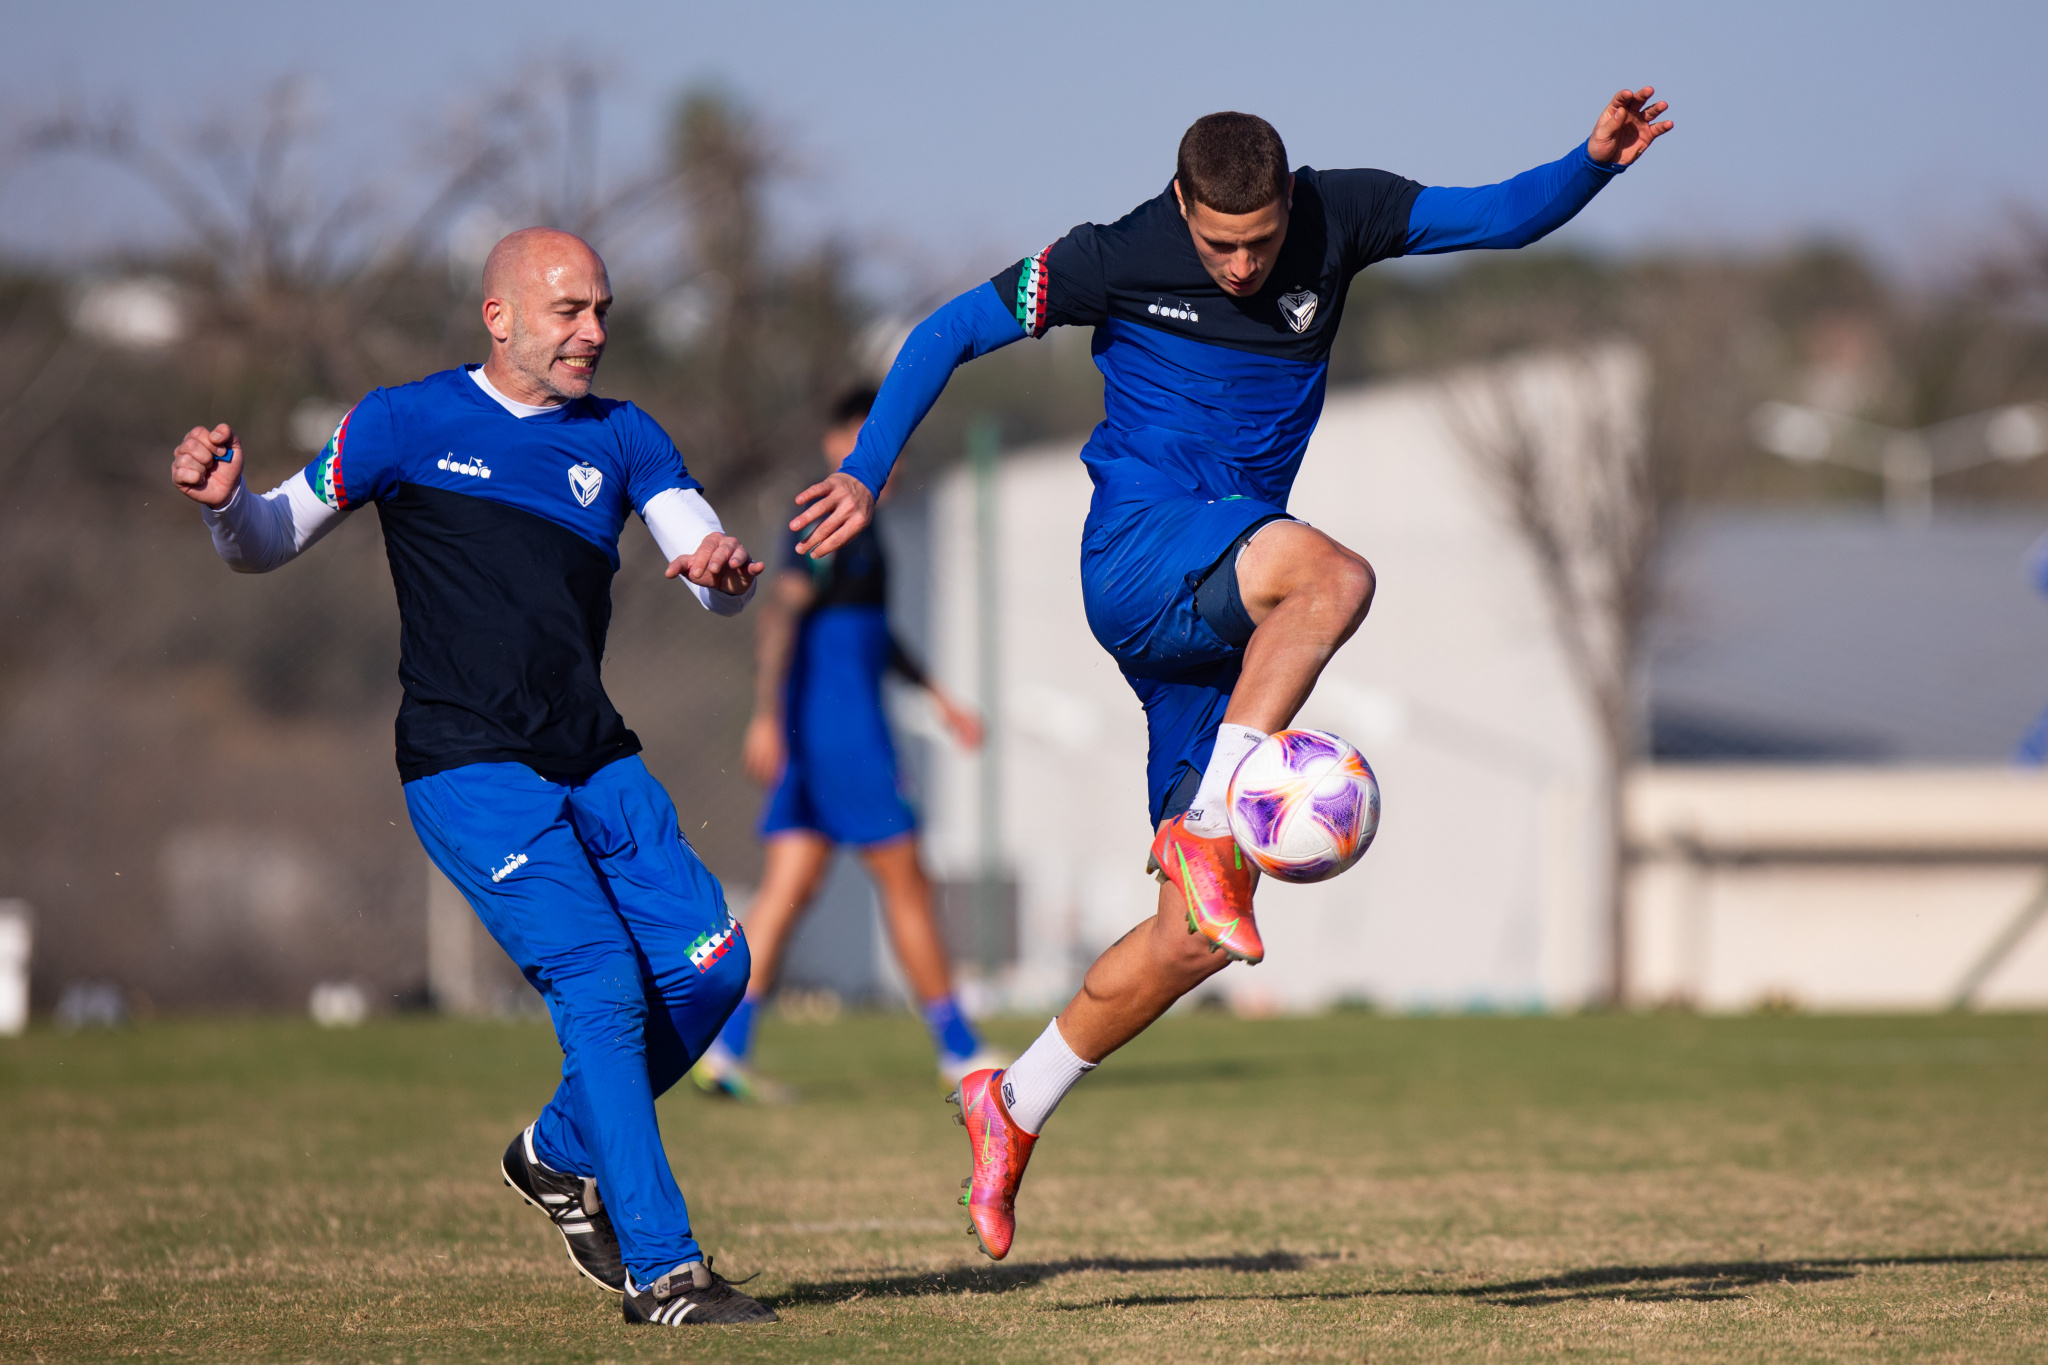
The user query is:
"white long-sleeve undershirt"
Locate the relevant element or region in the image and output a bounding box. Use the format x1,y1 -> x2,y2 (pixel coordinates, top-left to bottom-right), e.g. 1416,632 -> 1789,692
201,474 -> 753,613
200,371 -> 755,613
200,472 -> 344,573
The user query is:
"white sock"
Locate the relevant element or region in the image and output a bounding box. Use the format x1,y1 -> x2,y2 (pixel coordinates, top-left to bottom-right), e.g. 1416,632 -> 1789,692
999,1019 -> 1096,1135
1182,723 -> 1268,837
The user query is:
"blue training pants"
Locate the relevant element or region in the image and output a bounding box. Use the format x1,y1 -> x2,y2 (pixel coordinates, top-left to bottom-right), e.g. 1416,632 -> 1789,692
404,755 -> 748,1282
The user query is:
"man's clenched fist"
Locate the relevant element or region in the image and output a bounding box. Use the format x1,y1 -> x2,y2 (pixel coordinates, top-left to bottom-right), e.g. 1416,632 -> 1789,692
172,424 -> 243,509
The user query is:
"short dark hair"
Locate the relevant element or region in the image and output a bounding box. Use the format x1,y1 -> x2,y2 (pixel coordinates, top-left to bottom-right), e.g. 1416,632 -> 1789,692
1176,112 -> 1289,215
830,386 -> 878,427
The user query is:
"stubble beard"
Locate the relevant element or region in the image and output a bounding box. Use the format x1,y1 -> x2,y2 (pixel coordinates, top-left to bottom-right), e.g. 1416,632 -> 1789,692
507,316 -> 597,401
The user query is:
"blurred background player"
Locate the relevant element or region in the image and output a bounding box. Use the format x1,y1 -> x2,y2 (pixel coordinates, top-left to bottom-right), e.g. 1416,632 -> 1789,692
168,229 -> 777,1328
791,90 -> 1675,1259
693,387 -> 1005,1099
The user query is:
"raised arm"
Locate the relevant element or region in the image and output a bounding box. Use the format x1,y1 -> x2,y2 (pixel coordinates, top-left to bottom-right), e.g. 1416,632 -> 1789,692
791,282 -> 1024,558
1404,86 -> 1672,255
172,423 -> 348,573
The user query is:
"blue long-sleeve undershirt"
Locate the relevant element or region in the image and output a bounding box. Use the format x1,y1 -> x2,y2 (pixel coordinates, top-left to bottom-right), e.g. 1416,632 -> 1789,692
838,142 -> 1625,497
839,283 -> 1022,496
1403,140 -> 1622,255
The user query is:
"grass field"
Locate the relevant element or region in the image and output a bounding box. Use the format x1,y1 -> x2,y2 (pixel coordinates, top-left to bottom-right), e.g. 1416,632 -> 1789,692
4,1009 -> 2046,1362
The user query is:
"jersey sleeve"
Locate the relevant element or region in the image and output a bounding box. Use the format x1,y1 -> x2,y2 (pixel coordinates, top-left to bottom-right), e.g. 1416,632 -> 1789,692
616,403 -> 704,514
301,389 -> 402,511
834,283 -> 1026,497
1403,142 -> 1623,255
988,224 -> 1111,337
1315,168 -> 1427,273
886,632 -> 930,688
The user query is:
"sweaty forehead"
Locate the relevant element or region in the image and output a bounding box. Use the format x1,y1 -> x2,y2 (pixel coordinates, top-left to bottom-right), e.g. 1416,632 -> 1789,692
533,253 -> 605,294
484,228 -> 609,301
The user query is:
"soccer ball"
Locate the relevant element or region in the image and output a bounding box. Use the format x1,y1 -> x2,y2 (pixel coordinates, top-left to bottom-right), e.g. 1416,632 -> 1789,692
1225,729 -> 1380,883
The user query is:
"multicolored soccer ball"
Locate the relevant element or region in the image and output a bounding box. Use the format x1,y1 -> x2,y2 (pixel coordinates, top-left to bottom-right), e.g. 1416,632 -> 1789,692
1225,729 -> 1380,883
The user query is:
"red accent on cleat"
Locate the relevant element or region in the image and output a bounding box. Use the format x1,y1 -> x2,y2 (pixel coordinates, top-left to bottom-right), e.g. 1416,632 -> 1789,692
951,1067 -> 1037,1260
1149,815 -> 1263,964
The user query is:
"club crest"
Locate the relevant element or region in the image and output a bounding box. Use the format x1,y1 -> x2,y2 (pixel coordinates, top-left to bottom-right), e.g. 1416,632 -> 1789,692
1278,290 -> 1319,334
567,463 -> 603,508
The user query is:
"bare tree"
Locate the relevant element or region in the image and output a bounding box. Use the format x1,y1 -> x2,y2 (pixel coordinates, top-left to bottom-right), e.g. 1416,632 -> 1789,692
1435,259 -> 1764,1005
1441,344 -> 1654,1004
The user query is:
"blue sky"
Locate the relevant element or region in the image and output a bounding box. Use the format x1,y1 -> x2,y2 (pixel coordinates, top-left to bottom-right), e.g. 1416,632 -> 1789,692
8,0 -> 2045,295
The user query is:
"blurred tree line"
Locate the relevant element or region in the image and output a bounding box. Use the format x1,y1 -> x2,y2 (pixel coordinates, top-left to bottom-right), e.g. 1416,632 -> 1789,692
2,72 -> 2046,1010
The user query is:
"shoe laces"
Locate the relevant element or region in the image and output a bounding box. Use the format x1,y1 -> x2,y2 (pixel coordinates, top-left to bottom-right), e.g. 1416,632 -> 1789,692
652,1256 -> 758,1301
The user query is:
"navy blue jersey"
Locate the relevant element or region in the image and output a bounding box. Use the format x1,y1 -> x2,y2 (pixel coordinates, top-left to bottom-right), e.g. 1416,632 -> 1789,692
303,365 -> 701,781
778,520 -> 889,613
776,515 -> 927,685
987,167 -> 1421,512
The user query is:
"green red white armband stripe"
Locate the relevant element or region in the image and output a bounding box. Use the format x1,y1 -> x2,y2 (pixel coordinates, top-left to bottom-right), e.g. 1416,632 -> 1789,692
310,406 -> 353,508
1015,245 -> 1052,337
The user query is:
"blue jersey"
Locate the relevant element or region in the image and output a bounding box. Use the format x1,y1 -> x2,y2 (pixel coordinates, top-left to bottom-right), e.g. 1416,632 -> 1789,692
303,365 -> 702,781
991,166 -> 1419,518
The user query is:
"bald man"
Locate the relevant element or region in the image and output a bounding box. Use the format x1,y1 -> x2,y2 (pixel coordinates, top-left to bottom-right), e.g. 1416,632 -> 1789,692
170,228 -> 778,1328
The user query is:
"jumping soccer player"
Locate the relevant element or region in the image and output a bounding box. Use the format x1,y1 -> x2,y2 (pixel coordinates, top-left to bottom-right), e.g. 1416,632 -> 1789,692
790,90 -> 1675,1259
691,387 -> 1003,1101
169,229 -> 779,1327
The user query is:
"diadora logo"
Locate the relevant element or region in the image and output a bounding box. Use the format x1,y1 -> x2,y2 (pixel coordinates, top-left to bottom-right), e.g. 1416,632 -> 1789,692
1278,290 -> 1319,333
490,852 -> 528,883
1147,299 -> 1200,323
567,463 -> 603,508
438,453 -> 493,480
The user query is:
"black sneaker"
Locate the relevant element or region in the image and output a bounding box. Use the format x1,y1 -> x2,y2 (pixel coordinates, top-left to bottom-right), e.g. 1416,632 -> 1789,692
623,1260 -> 778,1326
500,1126 -> 625,1293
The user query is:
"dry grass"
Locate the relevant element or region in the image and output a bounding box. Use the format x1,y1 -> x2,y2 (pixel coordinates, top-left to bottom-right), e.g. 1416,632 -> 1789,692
3,1010 -> 2046,1361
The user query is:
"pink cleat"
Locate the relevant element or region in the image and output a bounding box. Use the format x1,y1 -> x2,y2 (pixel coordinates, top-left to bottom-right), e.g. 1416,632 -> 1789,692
1149,814 -> 1263,964
947,1067 -> 1037,1260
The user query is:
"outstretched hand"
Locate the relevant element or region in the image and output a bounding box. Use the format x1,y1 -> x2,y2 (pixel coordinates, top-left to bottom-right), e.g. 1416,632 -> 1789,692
791,470 -> 875,558
1587,86 -> 1674,166
666,532 -> 764,597
171,423 -> 244,508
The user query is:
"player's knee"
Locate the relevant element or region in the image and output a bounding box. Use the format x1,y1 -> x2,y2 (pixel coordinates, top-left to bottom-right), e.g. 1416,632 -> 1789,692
553,976 -> 650,1047
1330,550 -> 1375,623
1297,542 -> 1373,633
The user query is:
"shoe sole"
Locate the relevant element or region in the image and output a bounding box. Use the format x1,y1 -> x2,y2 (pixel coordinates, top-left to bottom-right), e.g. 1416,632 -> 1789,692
501,1152 -> 625,1295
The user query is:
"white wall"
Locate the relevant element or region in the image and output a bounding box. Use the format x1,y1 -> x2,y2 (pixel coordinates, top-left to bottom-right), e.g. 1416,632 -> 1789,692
919,360 -> 1624,1013
1627,765 -> 2048,1011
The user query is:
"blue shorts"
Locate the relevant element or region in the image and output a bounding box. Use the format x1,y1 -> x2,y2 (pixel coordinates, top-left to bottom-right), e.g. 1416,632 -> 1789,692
760,605 -> 918,846
1080,490 -> 1291,827
405,755 -> 749,1283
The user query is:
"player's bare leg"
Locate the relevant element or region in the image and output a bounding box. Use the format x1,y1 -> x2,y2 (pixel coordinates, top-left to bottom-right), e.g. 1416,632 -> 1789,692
864,836 -> 1011,1080
732,830 -> 834,989
858,835 -> 953,1002
1057,882 -> 1232,1060
1226,520 -> 1376,732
